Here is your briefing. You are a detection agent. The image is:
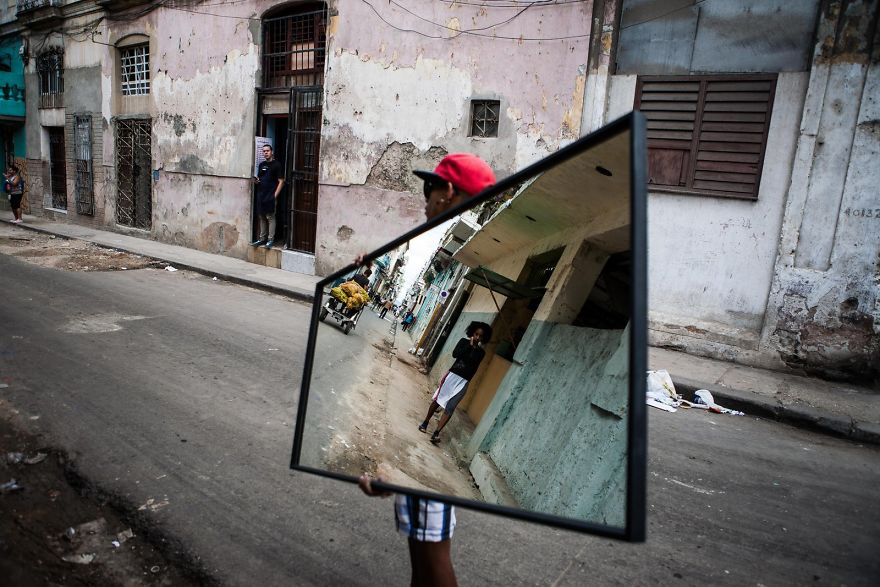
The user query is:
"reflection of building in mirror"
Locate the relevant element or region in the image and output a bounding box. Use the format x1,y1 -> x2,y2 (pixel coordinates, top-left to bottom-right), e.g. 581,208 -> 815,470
403,149 -> 632,526
301,143 -> 633,527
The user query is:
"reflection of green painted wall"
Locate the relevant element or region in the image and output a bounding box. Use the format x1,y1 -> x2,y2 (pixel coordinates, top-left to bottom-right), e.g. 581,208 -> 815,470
0,37 -> 25,119
482,322 -> 628,527
446,310 -> 629,527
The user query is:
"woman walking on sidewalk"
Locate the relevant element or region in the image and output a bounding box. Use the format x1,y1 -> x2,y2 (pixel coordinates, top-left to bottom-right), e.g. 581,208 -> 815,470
419,321 -> 493,444
5,165 -> 24,224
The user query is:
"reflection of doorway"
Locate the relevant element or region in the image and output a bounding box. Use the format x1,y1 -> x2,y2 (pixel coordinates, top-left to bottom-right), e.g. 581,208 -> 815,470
461,248 -> 564,426
48,127 -> 67,210
115,118 -> 152,229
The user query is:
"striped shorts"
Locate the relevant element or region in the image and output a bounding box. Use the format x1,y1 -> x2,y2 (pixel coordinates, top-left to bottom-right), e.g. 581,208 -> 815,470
394,494 -> 456,542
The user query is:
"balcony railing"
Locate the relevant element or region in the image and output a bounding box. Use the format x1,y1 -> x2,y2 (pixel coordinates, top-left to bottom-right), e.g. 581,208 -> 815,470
17,0 -> 61,14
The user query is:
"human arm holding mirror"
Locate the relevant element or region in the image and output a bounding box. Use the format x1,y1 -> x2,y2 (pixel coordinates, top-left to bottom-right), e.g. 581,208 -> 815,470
292,112 -> 648,541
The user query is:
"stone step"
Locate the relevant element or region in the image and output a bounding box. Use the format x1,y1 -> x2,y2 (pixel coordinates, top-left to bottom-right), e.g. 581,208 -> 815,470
247,244 -> 282,269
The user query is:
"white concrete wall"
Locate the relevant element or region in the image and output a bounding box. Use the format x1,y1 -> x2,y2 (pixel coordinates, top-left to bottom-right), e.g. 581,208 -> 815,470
603,73 -> 808,353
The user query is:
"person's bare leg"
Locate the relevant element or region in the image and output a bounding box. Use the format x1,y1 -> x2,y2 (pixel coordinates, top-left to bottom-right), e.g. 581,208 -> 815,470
435,411 -> 452,433
408,538 -> 457,587
420,401 -> 440,430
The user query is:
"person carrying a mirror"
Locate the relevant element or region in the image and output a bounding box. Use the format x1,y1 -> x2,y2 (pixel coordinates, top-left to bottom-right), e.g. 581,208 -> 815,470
359,153 -> 496,587
419,321 -> 493,445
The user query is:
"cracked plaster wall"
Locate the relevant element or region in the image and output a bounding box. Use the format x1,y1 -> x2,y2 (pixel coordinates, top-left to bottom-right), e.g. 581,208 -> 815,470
90,7 -> 259,254
316,0 -> 591,274
592,1 -> 880,383
761,0 -> 880,384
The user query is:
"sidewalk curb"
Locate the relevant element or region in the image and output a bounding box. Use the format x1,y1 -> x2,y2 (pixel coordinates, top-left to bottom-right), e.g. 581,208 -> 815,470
671,376 -> 880,446
2,219 -> 316,304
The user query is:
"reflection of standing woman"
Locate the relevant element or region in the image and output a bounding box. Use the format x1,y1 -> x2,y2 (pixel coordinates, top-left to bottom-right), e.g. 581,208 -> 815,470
420,321 -> 493,444
5,166 -> 24,224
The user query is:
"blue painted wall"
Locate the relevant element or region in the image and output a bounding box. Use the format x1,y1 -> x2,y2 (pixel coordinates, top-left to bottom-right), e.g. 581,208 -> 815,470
0,37 -> 25,120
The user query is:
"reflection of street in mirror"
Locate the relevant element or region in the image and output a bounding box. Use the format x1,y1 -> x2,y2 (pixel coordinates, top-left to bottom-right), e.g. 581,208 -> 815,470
302,131 -> 635,528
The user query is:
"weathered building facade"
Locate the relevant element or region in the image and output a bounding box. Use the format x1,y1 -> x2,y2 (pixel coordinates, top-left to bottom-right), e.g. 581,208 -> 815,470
8,0 -> 877,383
13,0 -> 592,274
0,1 -> 26,185
581,0 -> 879,384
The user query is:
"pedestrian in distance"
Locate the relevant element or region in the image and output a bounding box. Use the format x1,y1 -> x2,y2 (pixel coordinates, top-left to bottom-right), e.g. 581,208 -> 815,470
4,165 -> 24,224
358,153 -> 495,587
250,145 -> 285,249
379,299 -> 393,320
419,321 -> 492,444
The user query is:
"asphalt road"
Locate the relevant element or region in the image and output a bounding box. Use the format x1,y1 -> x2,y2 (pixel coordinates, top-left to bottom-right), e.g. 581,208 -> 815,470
1,253 -> 878,586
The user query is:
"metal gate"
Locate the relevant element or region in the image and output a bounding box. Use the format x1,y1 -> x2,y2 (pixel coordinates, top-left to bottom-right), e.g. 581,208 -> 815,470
74,115 -> 94,216
48,127 -> 67,210
116,118 -> 152,229
286,87 -> 323,253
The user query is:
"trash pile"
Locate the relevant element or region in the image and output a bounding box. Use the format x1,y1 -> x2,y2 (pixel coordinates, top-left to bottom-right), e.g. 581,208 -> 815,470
330,281 -> 370,311
646,370 -> 744,416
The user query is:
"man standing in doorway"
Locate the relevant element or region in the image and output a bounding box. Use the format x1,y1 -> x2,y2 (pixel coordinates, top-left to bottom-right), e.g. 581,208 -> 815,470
251,144 -> 285,249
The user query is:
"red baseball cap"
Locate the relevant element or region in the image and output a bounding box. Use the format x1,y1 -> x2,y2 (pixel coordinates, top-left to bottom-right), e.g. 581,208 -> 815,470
413,153 -> 496,197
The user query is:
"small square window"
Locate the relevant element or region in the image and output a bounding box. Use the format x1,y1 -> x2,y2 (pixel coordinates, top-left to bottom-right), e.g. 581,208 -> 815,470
120,44 -> 150,96
471,99 -> 500,138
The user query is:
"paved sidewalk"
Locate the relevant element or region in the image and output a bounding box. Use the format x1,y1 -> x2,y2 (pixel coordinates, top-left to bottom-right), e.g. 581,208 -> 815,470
4,212 -> 877,445
0,212 -> 321,301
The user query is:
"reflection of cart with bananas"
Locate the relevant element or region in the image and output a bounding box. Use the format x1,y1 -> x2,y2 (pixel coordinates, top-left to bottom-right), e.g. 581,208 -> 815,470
319,281 -> 371,335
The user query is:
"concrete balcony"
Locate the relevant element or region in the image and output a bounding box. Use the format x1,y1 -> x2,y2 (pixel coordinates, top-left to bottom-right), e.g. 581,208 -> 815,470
16,0 -> 63,29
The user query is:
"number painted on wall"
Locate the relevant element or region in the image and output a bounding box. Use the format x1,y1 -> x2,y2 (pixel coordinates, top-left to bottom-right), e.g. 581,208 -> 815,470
842,208 -> 880,219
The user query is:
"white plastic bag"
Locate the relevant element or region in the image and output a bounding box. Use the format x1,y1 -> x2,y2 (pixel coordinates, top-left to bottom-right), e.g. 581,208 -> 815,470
646,370 -> 679,406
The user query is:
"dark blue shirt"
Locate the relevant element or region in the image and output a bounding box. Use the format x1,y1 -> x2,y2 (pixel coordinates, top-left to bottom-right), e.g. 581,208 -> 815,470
256,158 -> 283,213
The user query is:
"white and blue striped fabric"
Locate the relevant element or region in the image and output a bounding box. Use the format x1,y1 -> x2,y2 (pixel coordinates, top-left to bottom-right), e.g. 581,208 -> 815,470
394,494 -> 456,542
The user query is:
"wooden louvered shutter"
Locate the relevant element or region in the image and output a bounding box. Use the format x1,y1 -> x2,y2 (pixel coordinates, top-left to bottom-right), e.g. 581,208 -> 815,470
635,75 -> 777,200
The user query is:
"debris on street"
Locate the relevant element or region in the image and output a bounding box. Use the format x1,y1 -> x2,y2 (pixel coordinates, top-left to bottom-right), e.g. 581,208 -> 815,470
646,371 -> 744,416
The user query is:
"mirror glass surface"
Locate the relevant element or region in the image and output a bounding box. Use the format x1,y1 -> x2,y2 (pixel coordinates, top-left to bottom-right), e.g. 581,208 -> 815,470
296,123 -> 635,531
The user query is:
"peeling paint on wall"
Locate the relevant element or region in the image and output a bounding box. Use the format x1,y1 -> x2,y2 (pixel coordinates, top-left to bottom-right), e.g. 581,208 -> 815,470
364,142 -> 448,193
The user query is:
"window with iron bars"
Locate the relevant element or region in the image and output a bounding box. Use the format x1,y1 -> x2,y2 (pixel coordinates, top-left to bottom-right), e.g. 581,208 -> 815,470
262,4 -> 327,89
470,100 -> 500,138
74,115 -> 95,216
37,49 -> 63,109
120,44 -> 150,96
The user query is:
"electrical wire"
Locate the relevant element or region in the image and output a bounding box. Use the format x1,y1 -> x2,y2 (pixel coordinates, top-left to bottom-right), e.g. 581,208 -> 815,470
51,0 -> 711,44
359,0 -> 711,42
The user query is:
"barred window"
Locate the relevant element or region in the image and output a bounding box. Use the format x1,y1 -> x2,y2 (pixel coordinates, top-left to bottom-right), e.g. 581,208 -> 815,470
37,49 -> 63,109
470,100 -> 500,138
120,44 -> 150,96
74,115 -> 95,216
262,4 -> 327,89
635,75 -> 777,200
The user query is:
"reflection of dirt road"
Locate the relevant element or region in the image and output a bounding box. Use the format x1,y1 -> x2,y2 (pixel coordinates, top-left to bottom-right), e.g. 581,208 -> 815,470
302,305 -> 479,500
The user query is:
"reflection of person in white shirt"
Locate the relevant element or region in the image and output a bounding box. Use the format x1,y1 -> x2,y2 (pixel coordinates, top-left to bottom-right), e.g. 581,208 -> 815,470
359,153 -> 495,587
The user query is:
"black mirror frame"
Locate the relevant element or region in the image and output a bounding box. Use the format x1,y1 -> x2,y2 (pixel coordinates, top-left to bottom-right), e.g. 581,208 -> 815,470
291,111 -> 648,542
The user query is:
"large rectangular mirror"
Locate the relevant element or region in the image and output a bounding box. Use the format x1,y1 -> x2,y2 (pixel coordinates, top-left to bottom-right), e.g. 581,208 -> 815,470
292,113 -> 647,540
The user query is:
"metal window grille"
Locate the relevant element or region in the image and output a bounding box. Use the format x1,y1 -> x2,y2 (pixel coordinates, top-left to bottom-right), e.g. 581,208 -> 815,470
634,75 -> 777,200
48,127 -> 67,210
120,45 -> 150,96
471,100 -> 500,138
262,5 -> 327,89
116,118 -> 152,229
37,49 -> 63,109
288,87 -> 323,253
74,114 -> 95,216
